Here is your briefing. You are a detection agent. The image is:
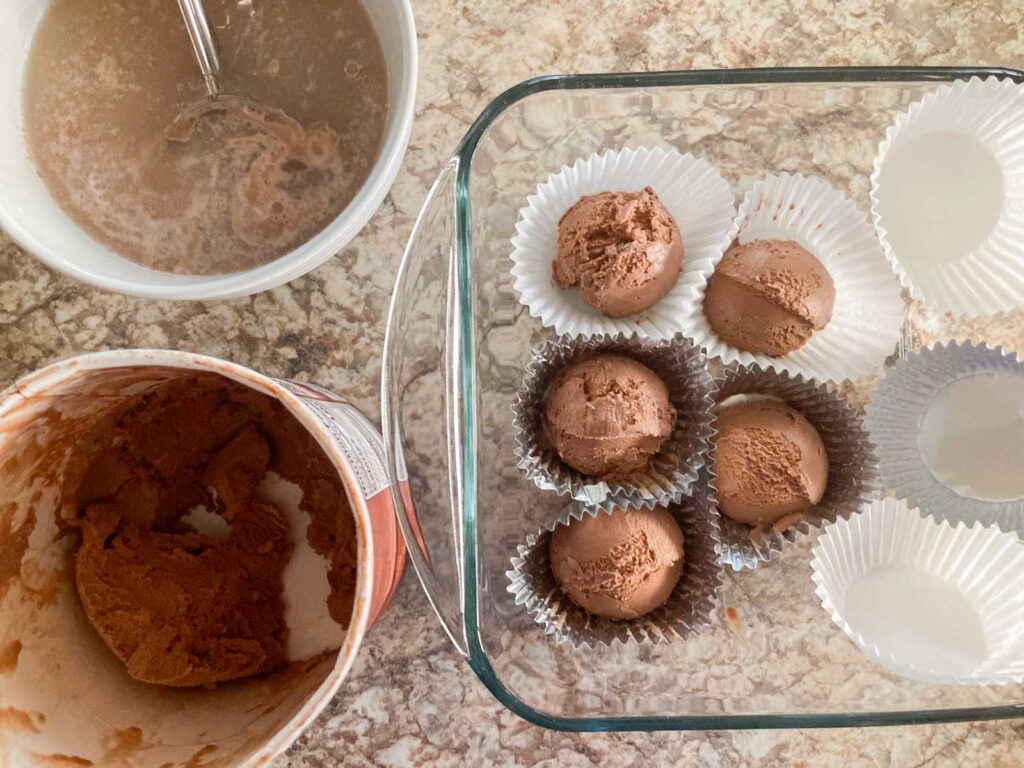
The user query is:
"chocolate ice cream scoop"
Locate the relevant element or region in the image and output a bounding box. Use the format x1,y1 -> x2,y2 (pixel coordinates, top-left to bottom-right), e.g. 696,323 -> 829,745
554,188 -> 684,318
65,374 -> 355,688
550,506 -> 685,621
543,353 -> 677,476
703,239 -> 835,356
711,398 -> 828,528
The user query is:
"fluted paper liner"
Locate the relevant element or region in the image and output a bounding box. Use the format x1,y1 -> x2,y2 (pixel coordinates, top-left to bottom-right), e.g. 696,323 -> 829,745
680,173 -> 904,383
506,493 -> 722,648
710,364 -> 881,571
509,146 -> 735,339
512,334 -> 715,508
870,76 -> 1024,315
811,497 -> 1024,685
865,340 -> 1024,535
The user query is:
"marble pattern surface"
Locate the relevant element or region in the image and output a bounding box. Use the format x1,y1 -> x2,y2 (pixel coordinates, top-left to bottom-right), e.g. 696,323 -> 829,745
3,0 -> 1024,765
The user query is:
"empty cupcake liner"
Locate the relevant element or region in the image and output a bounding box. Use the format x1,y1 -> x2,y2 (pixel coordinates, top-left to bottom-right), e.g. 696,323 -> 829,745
865,340 -> 1024,535
509,146 -> 735,339
710,364 -> 882,571
870,76 -> 1024,316
811,497 -> 1024,685
512,334 -> 715,508
679,173 -> 905,383
506,492 -> 722,648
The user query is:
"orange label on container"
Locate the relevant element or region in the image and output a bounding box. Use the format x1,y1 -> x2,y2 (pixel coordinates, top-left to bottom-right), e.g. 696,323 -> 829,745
279,379 -> 409,625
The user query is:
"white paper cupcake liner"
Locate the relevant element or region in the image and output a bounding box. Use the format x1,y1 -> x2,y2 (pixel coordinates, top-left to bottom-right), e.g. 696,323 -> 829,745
512,334 -> 714,508
811,497 -> 1024,685
708,365 -> 881,571
509,146 -> 735,339
865,340 -> 1024,535
506,493 -> 722,648
680,173 -> 905,383
870,76 -> 1024,316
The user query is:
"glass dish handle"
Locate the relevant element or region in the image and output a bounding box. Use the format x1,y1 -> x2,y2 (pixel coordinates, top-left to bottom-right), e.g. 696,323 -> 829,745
382,157 -> 468,655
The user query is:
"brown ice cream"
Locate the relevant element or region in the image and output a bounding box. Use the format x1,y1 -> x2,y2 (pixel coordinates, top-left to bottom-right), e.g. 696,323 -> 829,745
543,353 -> 676,476
64,375 -> 355,687
711,399 -> 829,528
554,188 -> 684,318
550,506 -> 684,621
703,239 -> 835,356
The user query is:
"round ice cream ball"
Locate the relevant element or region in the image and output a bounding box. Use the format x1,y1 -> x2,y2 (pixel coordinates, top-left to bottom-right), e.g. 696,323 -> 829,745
703,239 -> 835,356
712,398 -> 828,527
543,353 -> 677,476
553,187 -> 684,318
550,506 -> 685,621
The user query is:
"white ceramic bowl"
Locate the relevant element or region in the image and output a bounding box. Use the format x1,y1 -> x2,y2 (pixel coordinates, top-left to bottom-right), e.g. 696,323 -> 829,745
0,0 -> 416,300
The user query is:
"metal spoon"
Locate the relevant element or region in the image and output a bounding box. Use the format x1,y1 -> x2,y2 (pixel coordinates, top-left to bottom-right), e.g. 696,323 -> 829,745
176,0 -> 222,97
167,0 -> 256,141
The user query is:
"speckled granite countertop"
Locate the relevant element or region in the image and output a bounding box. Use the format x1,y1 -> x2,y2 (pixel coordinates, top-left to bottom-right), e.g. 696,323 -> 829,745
4,1 -> 1024,766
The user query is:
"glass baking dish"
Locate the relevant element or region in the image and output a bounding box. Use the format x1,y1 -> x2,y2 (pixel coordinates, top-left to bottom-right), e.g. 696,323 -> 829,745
382,66 -> 1024,730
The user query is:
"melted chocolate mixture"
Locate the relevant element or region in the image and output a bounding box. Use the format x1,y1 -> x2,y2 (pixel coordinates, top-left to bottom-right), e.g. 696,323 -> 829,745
23,0 -> 388,275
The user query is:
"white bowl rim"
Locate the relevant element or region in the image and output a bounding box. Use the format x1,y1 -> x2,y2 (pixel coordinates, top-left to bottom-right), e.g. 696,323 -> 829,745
0,0 -> 417,301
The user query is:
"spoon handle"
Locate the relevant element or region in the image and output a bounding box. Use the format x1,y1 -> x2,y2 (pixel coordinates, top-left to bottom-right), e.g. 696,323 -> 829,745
175,0 -> 221,97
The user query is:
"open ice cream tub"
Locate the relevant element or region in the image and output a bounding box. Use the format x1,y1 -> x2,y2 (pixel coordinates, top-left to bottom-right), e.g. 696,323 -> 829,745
0,350 -> 409,767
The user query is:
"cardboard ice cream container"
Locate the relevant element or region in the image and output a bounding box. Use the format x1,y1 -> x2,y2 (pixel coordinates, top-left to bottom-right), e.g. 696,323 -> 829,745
0,349 -> 408,767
